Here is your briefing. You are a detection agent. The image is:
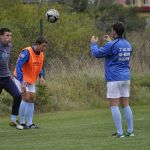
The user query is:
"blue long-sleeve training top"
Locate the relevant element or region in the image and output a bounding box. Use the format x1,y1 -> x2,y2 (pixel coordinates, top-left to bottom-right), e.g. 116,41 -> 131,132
15,46 -> 44,83
91,38 -> 132,81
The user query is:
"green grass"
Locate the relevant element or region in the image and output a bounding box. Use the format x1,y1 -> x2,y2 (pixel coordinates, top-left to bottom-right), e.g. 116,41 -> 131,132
0,105 -> 150,150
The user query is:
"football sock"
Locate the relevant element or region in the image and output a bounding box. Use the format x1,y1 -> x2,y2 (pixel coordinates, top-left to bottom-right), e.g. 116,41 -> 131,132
111,106 -> 123,135
27,102 -> 34,126
19,100 -> 28,124
11,115 -> 17,122
123,105 -> 133,133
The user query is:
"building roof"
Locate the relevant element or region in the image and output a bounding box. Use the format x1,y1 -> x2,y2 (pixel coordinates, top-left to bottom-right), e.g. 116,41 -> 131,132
138,6 -> 150,12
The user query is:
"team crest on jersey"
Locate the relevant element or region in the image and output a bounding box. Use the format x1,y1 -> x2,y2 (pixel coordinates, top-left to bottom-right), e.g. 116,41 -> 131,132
20,53 -> 25,58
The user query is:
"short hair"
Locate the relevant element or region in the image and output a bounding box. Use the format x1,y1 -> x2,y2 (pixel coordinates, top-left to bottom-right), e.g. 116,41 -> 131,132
0,28 -> 11,35
35,36 -> 48,45
112,22 -> 125,37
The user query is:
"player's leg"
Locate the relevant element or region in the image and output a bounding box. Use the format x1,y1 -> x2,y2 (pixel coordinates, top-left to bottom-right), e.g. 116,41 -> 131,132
0,77 -> 4,108
19,91 -> 30,128
0,85 -> 3,94
107,81 -> 124,138
27,92 -> 36,128
0,77 -> 9,97
13,78 -> 29,128
26,84 -> 38,128
120,80 -> 134,136
4,77 -> 22,129
4,77 -> 21,120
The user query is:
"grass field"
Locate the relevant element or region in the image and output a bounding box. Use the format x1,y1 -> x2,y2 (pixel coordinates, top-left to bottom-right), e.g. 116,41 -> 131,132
0,105 -> 150,150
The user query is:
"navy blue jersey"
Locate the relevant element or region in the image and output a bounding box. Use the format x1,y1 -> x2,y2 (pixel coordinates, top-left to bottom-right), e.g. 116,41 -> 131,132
0,41 -> 12,77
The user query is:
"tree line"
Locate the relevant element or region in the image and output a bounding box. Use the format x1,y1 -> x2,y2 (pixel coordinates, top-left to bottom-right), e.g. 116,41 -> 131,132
0,0 -> 146,65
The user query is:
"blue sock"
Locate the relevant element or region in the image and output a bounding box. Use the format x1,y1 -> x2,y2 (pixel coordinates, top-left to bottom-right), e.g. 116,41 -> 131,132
19,100 -> 28,124
123,105 -> 133,133
11,115 -> 17,122
111,106 -> 123,135
27,102 -> 34,126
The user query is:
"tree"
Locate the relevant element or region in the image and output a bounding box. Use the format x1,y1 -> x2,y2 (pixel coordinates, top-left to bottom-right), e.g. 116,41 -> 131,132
94,0 -> 115,9
93,4 -> 146,33
72,0 -> 88,12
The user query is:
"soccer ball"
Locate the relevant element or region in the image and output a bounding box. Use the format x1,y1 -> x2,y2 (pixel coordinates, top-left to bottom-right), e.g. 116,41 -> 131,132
45,9 -> 59,23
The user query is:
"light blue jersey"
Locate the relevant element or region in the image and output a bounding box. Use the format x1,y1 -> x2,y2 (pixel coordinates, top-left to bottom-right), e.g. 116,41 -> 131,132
91,38 -> 132,81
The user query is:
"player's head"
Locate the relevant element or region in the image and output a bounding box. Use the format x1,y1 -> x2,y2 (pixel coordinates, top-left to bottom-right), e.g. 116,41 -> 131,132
35,36 -> 48,52
112,22 -> 125,38
0,28 -> 12,45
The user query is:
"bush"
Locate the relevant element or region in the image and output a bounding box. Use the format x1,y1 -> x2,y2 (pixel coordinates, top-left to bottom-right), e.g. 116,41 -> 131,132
0,91 -> 12,113
35,82 -> 53,112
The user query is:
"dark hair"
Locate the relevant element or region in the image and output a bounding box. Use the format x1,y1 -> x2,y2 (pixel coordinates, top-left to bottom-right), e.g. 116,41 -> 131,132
112,22 -> 125,37
35,36 -> 48,45
0,28 -> 11,35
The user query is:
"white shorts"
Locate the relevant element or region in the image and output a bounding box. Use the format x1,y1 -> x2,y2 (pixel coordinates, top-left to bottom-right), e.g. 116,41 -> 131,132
14,78 -> 36,93
107,80 -> 130,99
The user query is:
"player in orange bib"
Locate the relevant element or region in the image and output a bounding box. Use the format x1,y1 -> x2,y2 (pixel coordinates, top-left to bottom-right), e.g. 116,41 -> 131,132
14,36 -> 47,129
